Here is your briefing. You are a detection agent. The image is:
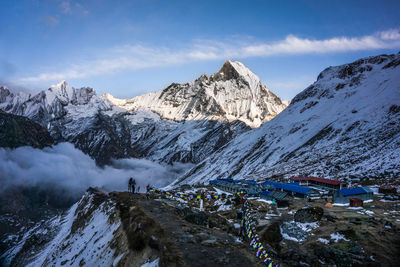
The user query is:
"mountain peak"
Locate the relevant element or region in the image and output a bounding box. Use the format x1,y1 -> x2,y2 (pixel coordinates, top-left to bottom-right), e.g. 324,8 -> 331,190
214,60 -> 259,83
51,80 -> 68,89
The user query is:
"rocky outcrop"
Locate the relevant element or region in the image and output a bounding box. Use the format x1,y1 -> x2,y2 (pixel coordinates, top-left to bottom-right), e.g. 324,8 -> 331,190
0,110 -> 53,149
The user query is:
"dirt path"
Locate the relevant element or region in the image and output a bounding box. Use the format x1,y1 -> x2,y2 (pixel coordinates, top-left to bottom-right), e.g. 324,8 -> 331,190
129,193 -> 264,267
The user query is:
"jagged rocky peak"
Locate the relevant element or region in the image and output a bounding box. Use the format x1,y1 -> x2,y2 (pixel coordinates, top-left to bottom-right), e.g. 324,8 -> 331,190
0,86 -> 12,102
106,60 -> 288,127
48,80 -> 96,105
212,60 -> 259,83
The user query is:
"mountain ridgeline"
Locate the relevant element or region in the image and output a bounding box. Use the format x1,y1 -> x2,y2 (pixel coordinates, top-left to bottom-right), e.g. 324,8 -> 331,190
1,53 -> 399,183
0,60 -> 287,166
171,52 -> 400,187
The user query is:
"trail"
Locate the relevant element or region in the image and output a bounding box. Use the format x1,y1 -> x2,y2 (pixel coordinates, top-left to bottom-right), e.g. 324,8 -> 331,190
125,193 -> 263,267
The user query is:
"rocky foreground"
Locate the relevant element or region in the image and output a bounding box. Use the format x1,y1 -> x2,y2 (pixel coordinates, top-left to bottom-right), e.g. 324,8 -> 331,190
2,186 -> 400,267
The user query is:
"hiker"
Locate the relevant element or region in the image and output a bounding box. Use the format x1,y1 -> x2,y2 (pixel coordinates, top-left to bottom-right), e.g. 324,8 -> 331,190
131,178 -> 136,193
128,178 -> 133,193
137,186 -> 140,193
146,184 -> 151,199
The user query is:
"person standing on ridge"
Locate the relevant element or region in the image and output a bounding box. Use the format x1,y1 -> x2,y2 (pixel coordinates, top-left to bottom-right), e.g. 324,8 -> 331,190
128,178 -> 133,193
146,184 -> 151,199
131,178 -> 136,194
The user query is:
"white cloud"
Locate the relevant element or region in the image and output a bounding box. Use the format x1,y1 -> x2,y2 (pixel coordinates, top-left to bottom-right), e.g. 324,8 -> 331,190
18,28 -> 400,84
59,0 -> 88,15
60,1 -> 71,14
44,16 -> 59,27
0,143 -> 193,195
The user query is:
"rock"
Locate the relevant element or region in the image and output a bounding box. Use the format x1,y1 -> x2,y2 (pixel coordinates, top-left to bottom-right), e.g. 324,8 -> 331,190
201,239 -> 219,247
314,246 -> 354,266
261,222 -> 282,251
207,213 -> 228,229
195,232 -> 210,242
324,213 -> 337,222
294,207 -> 323,223
280,221 -> 309,242
280,248 -> 317,266
175,206 -> 208,226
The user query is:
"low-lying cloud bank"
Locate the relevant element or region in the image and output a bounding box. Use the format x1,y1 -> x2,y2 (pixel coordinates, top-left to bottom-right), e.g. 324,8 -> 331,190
0,142 -> 193,196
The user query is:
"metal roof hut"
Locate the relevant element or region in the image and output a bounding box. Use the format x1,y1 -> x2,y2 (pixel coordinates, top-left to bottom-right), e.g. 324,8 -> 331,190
238,180 -> 262,196
261,181 -> 320,199
260,190 -> 288,205
333,187 -> 373,204
290,176 -> 342,190
209,178 -> 238,192
260,181 -> 276,191
349,198 -> 363,207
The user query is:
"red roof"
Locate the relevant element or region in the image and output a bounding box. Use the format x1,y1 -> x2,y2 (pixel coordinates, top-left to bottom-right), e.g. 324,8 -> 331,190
290,176 -> 341,186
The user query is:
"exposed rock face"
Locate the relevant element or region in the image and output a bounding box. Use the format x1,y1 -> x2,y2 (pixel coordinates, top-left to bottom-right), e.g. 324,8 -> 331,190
173,52 -> 400,186
0,110 -> 53,149
0,61 -> 285,165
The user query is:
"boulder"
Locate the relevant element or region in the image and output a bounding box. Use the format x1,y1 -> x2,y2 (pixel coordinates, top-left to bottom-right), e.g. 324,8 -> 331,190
175,206 -> 208,226
294,207 -> 323,223
261,222 -> 282,251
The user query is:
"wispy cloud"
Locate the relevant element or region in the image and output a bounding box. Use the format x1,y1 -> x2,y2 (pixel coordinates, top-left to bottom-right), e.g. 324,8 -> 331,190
44,16 -> 59,27
18,28 -> 400,84
59,0 -> 88,15
60,1 -> 71,14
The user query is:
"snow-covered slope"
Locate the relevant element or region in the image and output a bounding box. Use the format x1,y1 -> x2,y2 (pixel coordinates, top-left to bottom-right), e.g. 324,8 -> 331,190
171,53 -> 400,186
104,60 -> 287,128
1,189 -> 162,267
0,61 -> 285,165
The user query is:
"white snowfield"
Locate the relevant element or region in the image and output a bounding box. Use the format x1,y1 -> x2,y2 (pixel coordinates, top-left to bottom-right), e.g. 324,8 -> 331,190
29,194 -> 120,267
170,53 -> 400,186
3,192 -> 125,267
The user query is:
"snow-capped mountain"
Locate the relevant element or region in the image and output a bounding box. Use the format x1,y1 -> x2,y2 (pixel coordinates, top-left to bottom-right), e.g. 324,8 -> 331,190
3,189 -> 134,266
0,61 -> 286,165
104,60 -> 287,128
171,53 -> 400,187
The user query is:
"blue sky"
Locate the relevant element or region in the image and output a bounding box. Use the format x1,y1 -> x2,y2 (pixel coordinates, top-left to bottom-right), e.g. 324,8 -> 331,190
1,0 -> 400,100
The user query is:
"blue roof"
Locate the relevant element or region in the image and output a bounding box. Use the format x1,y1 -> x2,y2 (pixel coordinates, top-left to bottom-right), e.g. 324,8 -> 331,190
260,190 -> 288,200
260,191 -> 271,196
280,183 -> 313,194
340,187 -> 372,196
261,181 -> 282,188
261,181 -> 316,195
243,180 -> 257,185
219,178 -> 239,183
